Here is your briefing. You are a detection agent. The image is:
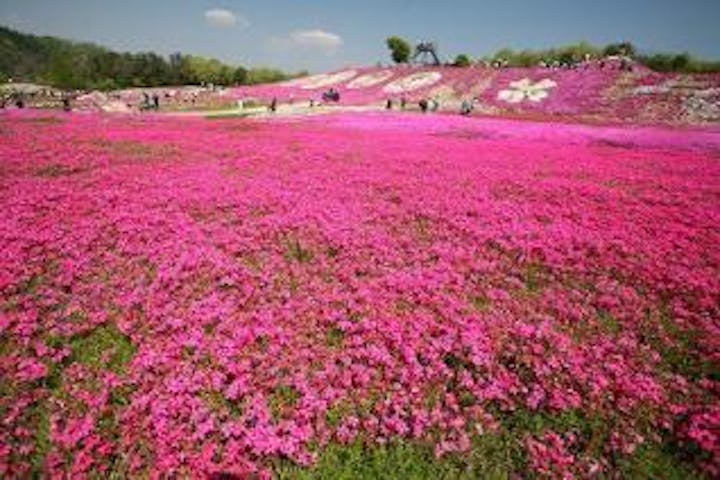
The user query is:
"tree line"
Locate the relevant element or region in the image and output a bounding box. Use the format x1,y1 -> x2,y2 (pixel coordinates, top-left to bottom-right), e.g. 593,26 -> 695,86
0,26 -> 305,90
386,37 -> 720,73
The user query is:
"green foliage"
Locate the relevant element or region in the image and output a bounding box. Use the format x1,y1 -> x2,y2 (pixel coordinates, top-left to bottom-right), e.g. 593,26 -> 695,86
284,237 -> 314,264
603,41 -> 637,57
618,442 -> 705,480
0,25 -> 300,89
453,54 -> 472,67
325,327 -> 345,348
69,323 -> 136,373
269,385 -> 300,421
274,437 -> 522,480
245,67 -> 302,85
483,41 -> 720,72
27,402 -> 51,476
636,52 -> 720,73
386,36 -> 412,64
233,66 -> 248,85
181,55 -> 235,85
485,41 -> 601,67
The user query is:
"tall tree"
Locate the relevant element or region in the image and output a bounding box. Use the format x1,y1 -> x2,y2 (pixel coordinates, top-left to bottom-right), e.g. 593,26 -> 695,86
386,36 -> 412,64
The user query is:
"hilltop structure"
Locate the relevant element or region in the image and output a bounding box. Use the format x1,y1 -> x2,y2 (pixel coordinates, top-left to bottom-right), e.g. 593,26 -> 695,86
412,41 -> 441,66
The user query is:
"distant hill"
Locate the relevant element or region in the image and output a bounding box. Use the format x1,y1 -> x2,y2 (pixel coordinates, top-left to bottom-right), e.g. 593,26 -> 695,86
0,25 -> 301,90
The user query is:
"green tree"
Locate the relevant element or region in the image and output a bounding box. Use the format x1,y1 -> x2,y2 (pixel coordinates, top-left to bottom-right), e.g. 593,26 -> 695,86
245,67 -> 295,85
453,54 -> 472,67
638,53 -> 674,72
168,52 -> 189,85
513,50 -> 543,67
233,66 -> 249,85
386,36 -> 412,64
603,41 -> 636,57
671,53 -> 691,71
491,48 -> 515,63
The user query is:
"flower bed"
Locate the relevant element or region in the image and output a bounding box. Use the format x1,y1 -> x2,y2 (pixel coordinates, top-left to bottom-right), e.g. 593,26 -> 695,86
231,66 -> 720,125
0,110 -> 719,478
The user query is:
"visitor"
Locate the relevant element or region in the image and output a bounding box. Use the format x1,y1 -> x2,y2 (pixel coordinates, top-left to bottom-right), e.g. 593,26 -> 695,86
62,97 -> 71,112
15,95 -> 24,109
152,94 -> 160,110
386,98 -> 393,110
419,98 -> 428,113
400,96 -> 407,110
143,92 -> 150,109
269,97 -> 277,112
460,99 -> 472,116
323,89 -> 340,103
430,98 -> 439,112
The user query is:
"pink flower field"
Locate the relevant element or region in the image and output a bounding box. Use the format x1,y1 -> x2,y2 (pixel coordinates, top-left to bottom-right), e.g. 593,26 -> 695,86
232,65 -> 720,126
1,110 -> 719,478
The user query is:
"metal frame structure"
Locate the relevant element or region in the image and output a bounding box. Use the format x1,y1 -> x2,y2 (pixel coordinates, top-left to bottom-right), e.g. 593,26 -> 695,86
412,41 -> 441,66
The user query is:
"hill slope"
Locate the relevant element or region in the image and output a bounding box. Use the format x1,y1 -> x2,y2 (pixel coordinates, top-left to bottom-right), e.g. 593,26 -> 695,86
232,62 -> 720,125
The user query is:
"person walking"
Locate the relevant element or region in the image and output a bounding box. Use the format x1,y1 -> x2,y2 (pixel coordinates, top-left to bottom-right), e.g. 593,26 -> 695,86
419,98 -> 428,113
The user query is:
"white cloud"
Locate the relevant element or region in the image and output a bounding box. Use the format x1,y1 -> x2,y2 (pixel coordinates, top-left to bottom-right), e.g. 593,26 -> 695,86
274,29 -> 344,55
204,8 -> 249,29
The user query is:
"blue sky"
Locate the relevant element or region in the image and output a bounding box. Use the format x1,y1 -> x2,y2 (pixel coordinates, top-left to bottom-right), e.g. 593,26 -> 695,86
1,0 -> 719,72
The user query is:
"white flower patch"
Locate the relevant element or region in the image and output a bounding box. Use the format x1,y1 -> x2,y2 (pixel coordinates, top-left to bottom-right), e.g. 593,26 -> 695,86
346,71 -> 393,89
632,78 -> 719,96
683,90 -> 720,121
279,76 -> 309,87
284,70 -> 358,90
383,72 -> 442,94
302,70 -> 358,89
693,87 -> 720,98
633,84 -> 671,95
497,78 -> 557,104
